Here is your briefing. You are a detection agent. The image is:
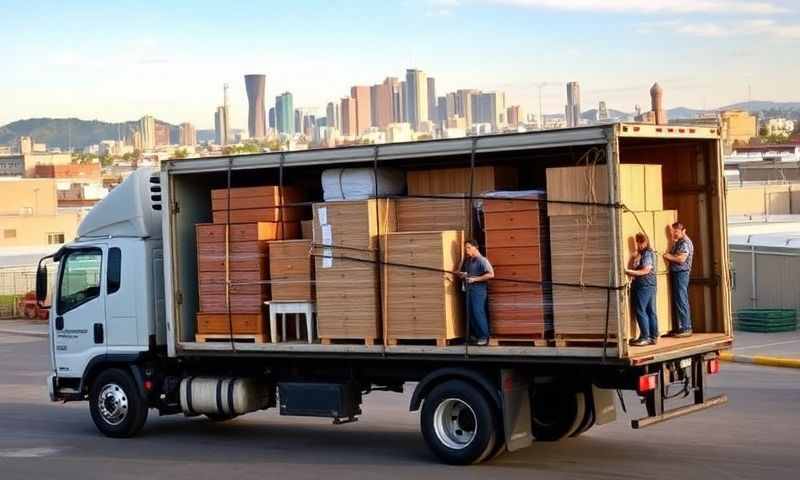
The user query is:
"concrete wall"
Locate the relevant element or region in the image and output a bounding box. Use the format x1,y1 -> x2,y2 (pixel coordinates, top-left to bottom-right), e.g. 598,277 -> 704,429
0,211 -> 82,247
726,184 -> 800,216
731,246 -> 800,313
0,178 -> 58,216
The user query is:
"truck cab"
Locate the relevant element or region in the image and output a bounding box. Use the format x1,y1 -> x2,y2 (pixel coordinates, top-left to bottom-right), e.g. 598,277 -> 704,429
39,168 -> 165,402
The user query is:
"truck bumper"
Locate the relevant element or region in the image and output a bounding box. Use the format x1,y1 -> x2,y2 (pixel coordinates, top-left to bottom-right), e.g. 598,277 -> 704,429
632,394 -> 727,429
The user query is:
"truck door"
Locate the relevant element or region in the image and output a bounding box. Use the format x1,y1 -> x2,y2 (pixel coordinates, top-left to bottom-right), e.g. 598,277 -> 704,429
53,246 -> 107,378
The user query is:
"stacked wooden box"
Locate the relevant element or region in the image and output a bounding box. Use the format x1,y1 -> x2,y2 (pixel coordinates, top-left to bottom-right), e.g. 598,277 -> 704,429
483,196 -> 550,340
407,166 -> 518,195
546,164 -> 676,341
382,231 -> 464,345
269,239 -> 314,301
211,186 -> 305,224
312,199 -> 396,344
395,196 -> 471,232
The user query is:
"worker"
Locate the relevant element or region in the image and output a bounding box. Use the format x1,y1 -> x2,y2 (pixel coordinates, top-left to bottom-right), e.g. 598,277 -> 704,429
663,222 -> 694,338
624,233 -> 658,346
457,239 -> 494,346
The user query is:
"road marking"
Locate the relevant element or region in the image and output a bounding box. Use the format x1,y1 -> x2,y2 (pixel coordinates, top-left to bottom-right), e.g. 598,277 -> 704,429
733,338 -> 800,352
0,447 -> 62,458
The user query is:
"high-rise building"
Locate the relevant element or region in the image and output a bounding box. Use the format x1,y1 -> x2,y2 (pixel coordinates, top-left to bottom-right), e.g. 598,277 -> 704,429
405,69 -> 428,130
154,122 -> 171,146
132,130 -> 143,151
214,106 -> 230,145
565,81 -> 581,128
326,102 -> 340,130
426,77 -> 436,122
370,78 -> 396,129
473,92 -> 506,131
18,136 -> 33,155
392,81 -> 406,123
275,92 -> 294,135
598,101 -> 609,122
244,74 -> 267,139
436,96 -> 448,127
179,122 -> 197,146
650,83 -> 666,125
268,107 -> 276,129
507,105 -> 521,128
350,86 -> 372,135
139,115 -> 156,149
455,89 -> 479,127
340,97 -> 357,137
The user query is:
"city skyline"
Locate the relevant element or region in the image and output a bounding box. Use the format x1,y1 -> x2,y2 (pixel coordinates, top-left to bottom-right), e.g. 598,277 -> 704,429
2,0 -> 799,128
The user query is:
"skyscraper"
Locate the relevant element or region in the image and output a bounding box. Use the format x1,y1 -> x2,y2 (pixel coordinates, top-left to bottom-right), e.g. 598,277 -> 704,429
597,101 -> 609,122
326,101 -> 340,130
340,97 -> 357,137
214,106 -> 230,145
405,69 -> 428,130
179,122 -> 197,146
426,77 -> 436,122
507,105 -> 521,128
154,122 -> 171,146
350,85 -> 372,135
139,115 -> 156,150
392,81 -> 406,123
473,92 -> 506,130
371,78 -> 396,129
455,89 -> 479,127
565,81 -> 581,128
275,92 -> 294,135
268,107 -> 276,129
244,74 -> 267,139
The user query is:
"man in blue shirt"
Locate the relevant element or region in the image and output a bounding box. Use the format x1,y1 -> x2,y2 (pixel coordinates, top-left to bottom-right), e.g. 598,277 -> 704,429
457,240 -> 495,346
663,222 -> 694,338
625,233 -> 658,346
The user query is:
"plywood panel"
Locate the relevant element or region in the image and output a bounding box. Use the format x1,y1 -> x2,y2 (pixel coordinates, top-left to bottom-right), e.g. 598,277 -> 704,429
396,196 -> 471,232
552,285 -> 619,336
213,207 -> 304,223
269,239 -> 314,301
210,186 -> 304,211
488,291 -> 547,336
407,166 -> 518,195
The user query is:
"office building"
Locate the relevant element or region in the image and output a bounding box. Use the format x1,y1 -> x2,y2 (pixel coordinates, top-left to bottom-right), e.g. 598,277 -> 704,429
179,122 -> 197,146
436,96 -> 448,127
340,97 -> 358,137
139,115 -> 156,149
350,86 -> 372,135
275,92 -> 295,135
18,136 -> 33,155
598,101 -> 609,122
426,77 -> 436,122
474,91 -> 506,131
155,122 -> 171,146
245,74 -> 267,139
214,106 -> 230,145
720,110 -> 758,154
268,107 -> 276,129
371,78 -> 396,129
455,89 -> 478,127
405,69 -> 428,130
326,102 -> 340,130
565,81 -> 581,128
386,123 -> 413,143
392,81 -> 406,123
507,105 -> 521,128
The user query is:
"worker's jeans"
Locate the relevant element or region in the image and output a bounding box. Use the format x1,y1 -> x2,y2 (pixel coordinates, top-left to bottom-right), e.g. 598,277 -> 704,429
467,283 -> 490,340
671,270 -> 692,331
632,283 -> 658,340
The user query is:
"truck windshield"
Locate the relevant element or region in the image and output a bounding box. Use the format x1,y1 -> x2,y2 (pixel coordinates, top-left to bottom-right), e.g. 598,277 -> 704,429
58,249 -> 102,314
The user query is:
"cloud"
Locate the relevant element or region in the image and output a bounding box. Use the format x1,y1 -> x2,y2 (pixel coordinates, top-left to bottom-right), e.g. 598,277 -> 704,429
486,0 -> 788,15
639,18 -> 800,39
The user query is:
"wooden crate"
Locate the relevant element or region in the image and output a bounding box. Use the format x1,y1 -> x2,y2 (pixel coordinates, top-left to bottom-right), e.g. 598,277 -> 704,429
197,222 -> 301,243
546,164 -> 662,216
213,208 -> 304,223
483,210 -> 541,230
484,228 -> 542,248
382,231 -> 464,342
315,259 -> 381,340
482,196 -> 544,213
312,199 -> 396,262
395,196 -> 471,233
407,166 -> 518,195
196,313 -> 267,335
210,186 -> 303,211
199,293 -> 265,314
488,292 -> 547,336
269,239 -> 314,301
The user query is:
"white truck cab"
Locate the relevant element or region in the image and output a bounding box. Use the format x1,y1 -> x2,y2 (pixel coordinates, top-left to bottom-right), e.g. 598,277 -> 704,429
39,168 -> 165,402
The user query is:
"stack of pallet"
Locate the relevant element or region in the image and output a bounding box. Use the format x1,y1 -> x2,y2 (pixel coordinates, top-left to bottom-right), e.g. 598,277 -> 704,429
312,199 -> 396,344
483,195 -> 550,344
546,164 -> 676,343
269,239 -> 314,301
382,231 -> 464,346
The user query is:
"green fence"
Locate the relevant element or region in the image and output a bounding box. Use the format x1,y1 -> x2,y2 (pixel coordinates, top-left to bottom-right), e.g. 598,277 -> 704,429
735,309 -> 798,333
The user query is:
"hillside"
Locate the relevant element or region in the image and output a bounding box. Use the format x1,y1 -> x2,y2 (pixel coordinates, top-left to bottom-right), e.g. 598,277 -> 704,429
0,118 -> 178,150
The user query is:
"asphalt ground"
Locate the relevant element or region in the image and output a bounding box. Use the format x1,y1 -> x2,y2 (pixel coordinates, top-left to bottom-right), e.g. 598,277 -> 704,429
1,333 -> 799,479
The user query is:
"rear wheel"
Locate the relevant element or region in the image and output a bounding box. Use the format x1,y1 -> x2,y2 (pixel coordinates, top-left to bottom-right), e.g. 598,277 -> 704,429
89,368 -> 148,438
570,393 -> 596,437
530,385 -> 585,441
421,380 -> 499,465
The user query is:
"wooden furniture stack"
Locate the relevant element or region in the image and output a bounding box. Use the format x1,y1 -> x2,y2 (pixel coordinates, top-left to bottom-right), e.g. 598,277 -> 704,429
545,164 -> 676,344
406,166 -> 518,195
395,196 -> 471,232
382,231 -> 464,346
483,195 -> 550,344
211,186 -> 305,224
312,199 -> 396,344
269,239 -> 314,301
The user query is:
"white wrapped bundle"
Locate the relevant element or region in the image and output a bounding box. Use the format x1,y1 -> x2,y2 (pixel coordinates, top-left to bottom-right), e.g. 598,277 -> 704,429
322,167 -> 406,201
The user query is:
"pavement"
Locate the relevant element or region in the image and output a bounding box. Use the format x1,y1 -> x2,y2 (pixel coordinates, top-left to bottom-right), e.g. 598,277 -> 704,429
0,319 -> 48,338
1,331 -> 800,479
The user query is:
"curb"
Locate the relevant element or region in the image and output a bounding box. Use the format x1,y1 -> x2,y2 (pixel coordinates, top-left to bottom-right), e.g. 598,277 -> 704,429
720,351 -> 800,369
0,329 -> 48,338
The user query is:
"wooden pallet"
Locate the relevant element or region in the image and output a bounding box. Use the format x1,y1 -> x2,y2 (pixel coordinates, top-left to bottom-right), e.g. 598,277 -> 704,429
195,333 -> 268,343
319,337 -> 380,346
387,338 -> 460,347
553,334 -> 618,348
488,336 -> 549,347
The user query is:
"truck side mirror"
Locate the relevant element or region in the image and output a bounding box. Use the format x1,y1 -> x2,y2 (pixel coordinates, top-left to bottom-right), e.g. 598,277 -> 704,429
36,264 -> 48,307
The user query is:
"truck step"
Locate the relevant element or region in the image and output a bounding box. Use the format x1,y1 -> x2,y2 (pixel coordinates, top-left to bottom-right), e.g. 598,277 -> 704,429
195,333 -> 268,343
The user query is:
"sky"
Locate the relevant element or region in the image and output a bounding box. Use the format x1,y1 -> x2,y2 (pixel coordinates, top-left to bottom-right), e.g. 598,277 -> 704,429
1,0 -> 798,129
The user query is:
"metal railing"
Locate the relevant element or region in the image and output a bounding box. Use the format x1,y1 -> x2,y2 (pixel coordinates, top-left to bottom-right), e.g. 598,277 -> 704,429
0,268 -> 37,319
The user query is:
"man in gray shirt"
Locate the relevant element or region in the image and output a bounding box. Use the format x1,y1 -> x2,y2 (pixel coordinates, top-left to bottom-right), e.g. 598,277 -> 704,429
457,239 -> 495,346
663,222 -> 694,337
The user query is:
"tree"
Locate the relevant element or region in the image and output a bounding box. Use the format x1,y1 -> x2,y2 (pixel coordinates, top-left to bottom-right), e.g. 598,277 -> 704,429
171,148 -> 188,159
99,154 -> 113,167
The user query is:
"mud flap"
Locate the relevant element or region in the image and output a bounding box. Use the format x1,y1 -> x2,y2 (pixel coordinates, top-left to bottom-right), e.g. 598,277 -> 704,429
500,369 -> 533,452
592,385 -> 617,425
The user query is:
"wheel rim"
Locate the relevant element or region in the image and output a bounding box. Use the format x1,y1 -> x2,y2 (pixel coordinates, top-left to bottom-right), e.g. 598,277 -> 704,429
98,383 -> 129,426
433,398 -> 478,450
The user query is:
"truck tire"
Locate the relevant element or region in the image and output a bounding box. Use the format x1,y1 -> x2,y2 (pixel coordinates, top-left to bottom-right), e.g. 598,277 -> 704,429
530,386 -> 585,441
570,392 -> 595,437
420,380 -> 498,465
89,368 -> 149,438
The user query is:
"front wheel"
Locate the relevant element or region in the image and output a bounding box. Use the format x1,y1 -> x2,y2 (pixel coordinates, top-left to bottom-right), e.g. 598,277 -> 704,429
420,380 -> 499,465
89,368 -> 149,438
